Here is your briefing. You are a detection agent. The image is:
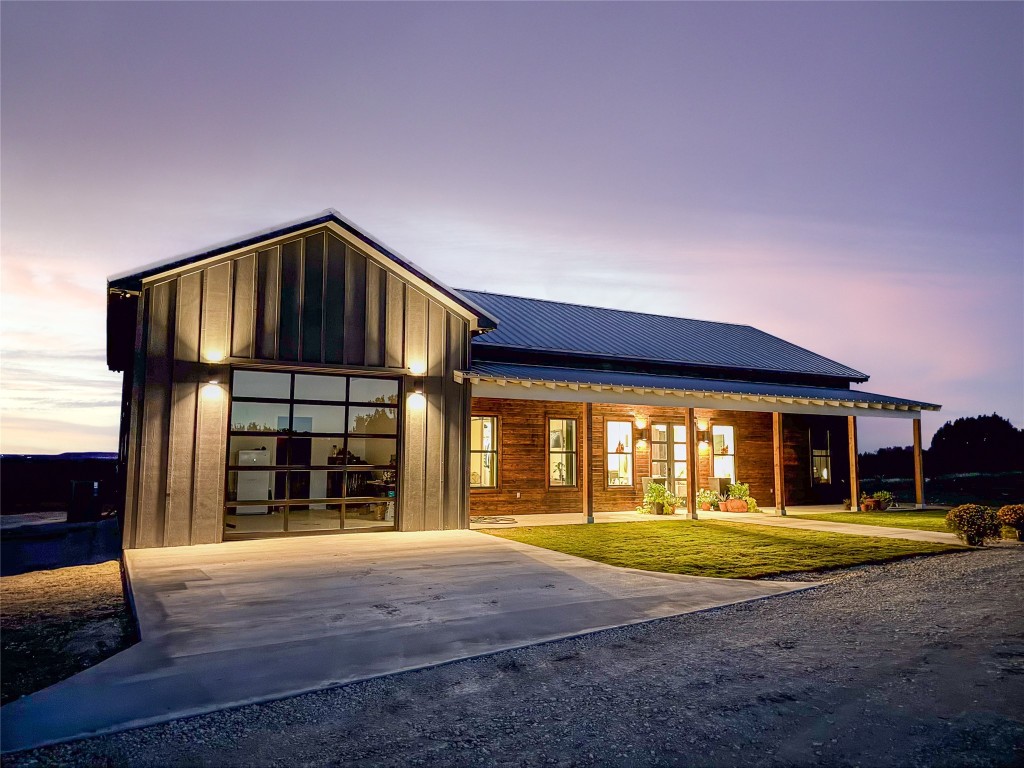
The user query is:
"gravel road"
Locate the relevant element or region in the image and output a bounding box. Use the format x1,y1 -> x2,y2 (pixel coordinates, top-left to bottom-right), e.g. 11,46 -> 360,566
6,546 -> 1023,768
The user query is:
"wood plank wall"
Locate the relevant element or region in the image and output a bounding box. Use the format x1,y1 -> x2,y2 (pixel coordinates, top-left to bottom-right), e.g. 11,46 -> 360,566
469,399 -> 849,515
122,226 -> 470,548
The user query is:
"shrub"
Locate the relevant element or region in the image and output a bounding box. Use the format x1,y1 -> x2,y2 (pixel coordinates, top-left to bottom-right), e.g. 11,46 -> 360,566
874,490 -> 895,507
696,488 -> 721,509
638,482 -> 680,515
727,482 -> 750,499
945,504 -> 1001,545
746,496 -> 759,513
997,505 -> 1024,539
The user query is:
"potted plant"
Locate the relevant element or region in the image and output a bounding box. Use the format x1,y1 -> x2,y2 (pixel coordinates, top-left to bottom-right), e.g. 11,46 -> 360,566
722,482 -> 751,513
860,492 -> 879,512
842,498 -> 852,511
997,504 -> 1024,541
639,482 -> 680,515
696,488 -> 720,511
874,490 -> 895,511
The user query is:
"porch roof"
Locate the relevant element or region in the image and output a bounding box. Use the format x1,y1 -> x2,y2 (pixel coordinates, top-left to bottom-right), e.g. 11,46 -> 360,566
456,362 -> 941,419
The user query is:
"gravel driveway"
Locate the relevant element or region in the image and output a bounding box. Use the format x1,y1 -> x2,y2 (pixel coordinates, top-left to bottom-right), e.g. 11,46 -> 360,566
7,546 -> 1023,767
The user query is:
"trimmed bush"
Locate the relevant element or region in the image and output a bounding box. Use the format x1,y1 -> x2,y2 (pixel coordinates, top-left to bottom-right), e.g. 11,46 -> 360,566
997,504 -> 1024,540
945,504 -> 1001,546
746,496 -> 760,513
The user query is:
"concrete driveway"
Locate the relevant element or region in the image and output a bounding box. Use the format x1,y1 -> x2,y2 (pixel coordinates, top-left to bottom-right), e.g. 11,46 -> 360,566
1,529 -> 811,754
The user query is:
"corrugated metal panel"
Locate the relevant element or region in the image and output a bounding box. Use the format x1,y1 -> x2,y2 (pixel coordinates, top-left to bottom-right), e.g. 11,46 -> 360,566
459,290 -> 867,381
463,362 -> 940,410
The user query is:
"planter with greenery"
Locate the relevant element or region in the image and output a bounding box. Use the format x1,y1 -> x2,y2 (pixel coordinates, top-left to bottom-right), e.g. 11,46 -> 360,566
720,482 -> 752,513
997,504 -> 1024,541
873,490 -> 895,511
638,482 -> 681,515
860,493 -> 879,512
945,504 -> 1001,546
842,498 -> 852,511
696,488 -> 720,511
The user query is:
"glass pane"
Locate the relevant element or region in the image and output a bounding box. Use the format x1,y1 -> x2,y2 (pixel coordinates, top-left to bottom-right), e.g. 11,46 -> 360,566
296,470 -> 345,500
549,454 -> 576,486
310,438 -> 346,467
549,419 -> 574,451
346,469 -> 397,499
674,462 -> 687,480
673,443 -> 687,462
652,443 -> 668,461
230,401 -> 290,432
652,461 -> 668,479
607,453 -> 633,486
712,425 -> 735,456
713,456 -> 736,481
294,374 -> 347,402
652,424 -> 668,442
673,425 -> 687,443
348,406 -> 398,435
607,421 -> 633,453
287,505 -> 342,532
344,501 -> 395,528
233,370 -> 291,399
346,437 -> 398,466
470,452 -> 496,487
674,479 -> 688,501
228,436 -> 278,466
350,377 -> 399,404
471,417 -> 496,451
226,507 -> 285,534
293,405 -> 346,433
226,470 -> 287,504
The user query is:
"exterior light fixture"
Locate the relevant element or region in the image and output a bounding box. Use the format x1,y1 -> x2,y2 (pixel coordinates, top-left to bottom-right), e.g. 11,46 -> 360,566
634,415 -> 648,430
409,361 -> 427,376
696,418 -> 709,432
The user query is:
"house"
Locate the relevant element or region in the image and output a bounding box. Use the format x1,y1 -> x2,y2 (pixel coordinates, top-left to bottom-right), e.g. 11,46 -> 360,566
106,210 -> 939,547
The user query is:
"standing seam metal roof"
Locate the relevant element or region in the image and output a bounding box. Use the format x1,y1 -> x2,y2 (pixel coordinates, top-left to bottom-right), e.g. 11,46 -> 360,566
458,290 -> 868,381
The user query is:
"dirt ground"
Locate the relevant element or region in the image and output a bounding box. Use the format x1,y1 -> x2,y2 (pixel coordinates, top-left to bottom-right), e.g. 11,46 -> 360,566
5,545 -> 1022,767
0,561 -> 135,705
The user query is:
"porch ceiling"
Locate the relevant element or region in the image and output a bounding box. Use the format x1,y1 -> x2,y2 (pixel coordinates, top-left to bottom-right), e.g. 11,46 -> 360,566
456,362 -> 940,419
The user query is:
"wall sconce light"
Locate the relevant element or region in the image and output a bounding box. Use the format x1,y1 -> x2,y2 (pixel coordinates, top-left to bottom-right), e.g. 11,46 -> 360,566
696,418 -> 709,432
409,361 -> 427,376
407,374 -> 425,408
634,415 -> 648,430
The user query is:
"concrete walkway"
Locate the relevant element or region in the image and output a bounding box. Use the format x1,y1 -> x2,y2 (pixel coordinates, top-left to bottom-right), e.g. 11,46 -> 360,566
0,530 -> 811,754
471,507 -> 961,545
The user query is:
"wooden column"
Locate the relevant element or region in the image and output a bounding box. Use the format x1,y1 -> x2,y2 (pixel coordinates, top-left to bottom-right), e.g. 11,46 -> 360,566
582,402 -> 594,523
772,411 -> 787,516
913,417 -> 925,509
685,408 -> 698,519
848,415 -> 860,508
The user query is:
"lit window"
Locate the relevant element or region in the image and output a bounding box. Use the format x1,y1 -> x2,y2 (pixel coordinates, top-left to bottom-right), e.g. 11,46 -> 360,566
548,419 -> 578,487
712,425 -> 736,481
470,416 -> 498,488
810,429 -> 832,485
606,420 -> 634,487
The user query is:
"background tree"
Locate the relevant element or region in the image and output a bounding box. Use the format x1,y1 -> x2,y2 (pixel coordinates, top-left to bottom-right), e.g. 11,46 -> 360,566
927,413 -> 1023,474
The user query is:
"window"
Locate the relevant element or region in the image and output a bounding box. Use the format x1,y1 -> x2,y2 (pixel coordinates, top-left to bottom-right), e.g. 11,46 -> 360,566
548,418 -> 578,487
225,370 -> 399,536
810,429 -> 832,484
470,416 -> 498,488
712,425 -> 736,481
606,420 -> 634,487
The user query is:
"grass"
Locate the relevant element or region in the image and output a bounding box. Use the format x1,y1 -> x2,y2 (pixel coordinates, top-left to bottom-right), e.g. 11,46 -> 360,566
1,561 -> 135,704
795,509 -> 952,533
482,520 -> 966,579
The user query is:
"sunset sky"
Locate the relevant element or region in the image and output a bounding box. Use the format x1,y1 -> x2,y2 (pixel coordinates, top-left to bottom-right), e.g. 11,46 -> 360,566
1,1 -> 1021,455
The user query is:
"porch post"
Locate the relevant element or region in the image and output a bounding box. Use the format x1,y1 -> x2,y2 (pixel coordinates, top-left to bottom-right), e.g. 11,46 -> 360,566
582,402 -> 594,523
685,408 -> 698,519
848,415 -> 860,508
772,411 -> 787,516
913,417 -> 926,508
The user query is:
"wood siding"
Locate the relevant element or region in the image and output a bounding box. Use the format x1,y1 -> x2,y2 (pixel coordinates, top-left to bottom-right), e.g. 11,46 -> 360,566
122,226 -> 471,548
469,399 -> 850,515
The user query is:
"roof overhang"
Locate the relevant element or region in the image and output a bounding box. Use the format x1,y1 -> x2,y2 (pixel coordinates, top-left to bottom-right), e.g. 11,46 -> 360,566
456,363 -> 940,420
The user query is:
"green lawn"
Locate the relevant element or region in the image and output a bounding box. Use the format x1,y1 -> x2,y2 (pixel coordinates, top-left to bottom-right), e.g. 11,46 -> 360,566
794,509 -> 951,533
482,520 -> 965,579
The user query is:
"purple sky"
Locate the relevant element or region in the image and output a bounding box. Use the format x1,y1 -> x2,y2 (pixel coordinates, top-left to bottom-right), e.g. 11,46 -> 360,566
2,2 -> 1021,454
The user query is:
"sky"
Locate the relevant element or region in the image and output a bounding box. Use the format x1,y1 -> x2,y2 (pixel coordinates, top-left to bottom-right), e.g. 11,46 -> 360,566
1,1 -> 1021,455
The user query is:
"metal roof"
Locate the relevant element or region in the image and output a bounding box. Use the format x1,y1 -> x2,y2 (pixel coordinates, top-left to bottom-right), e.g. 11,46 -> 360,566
459,290 -> 867,382
108,210 -> 498,329
460,362 -> 940,413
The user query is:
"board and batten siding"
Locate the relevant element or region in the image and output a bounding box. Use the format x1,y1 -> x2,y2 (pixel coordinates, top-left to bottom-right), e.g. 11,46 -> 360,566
121,226 -> 471,548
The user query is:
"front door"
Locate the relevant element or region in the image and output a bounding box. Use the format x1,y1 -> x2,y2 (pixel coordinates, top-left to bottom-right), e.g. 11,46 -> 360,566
651,423 -> 688,508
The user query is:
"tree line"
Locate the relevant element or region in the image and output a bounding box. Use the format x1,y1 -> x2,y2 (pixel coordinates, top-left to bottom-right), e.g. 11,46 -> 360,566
859,414 -> 1023,479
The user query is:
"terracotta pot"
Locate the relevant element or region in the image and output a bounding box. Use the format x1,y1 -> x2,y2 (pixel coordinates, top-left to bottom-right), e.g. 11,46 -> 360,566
652,502 -> 664,515
701,503 -> 711,511
861,499 -> 879,512
725,498 -> 748,513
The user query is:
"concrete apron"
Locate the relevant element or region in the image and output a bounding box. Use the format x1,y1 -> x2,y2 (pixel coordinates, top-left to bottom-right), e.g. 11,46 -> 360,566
1,529 -> 814,754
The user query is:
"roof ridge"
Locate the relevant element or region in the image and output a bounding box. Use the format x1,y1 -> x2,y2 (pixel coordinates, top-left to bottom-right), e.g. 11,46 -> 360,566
455,288 -> 754,330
